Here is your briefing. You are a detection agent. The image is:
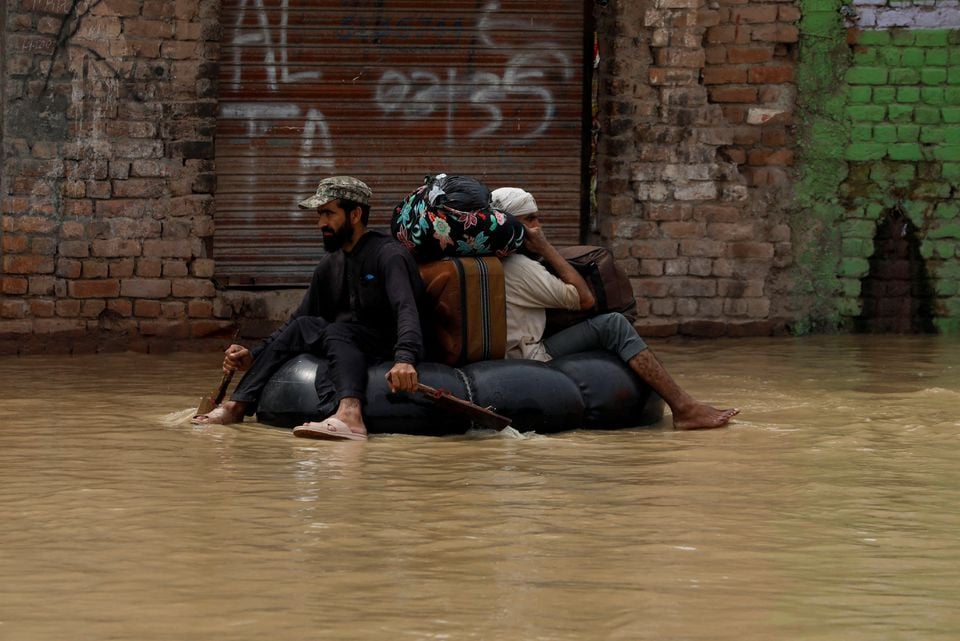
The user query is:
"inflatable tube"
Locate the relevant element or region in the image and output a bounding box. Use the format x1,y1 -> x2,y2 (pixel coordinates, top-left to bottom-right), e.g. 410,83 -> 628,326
257,351 -> 664,436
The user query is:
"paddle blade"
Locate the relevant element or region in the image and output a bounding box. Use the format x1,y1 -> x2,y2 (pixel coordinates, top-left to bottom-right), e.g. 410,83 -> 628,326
195,395 -> 217,416
194,329 -> 241,417
195,370 -> 235,417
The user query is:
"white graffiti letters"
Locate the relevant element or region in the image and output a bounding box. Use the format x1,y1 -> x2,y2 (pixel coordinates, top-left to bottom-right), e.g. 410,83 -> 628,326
299,108 -> 335,171
231,0 -> 321,92
373,3 -> 573,143
226,0 -> 334,205
374,57 -> 567,143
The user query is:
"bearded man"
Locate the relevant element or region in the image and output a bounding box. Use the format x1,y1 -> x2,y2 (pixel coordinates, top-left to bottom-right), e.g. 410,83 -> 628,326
193,176 -> 425,441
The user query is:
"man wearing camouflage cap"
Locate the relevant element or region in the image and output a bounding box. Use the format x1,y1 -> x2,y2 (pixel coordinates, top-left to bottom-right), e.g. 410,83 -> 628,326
194,176 -> 426,441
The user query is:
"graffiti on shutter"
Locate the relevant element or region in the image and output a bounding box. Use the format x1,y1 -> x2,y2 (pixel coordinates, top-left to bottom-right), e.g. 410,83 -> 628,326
216,0 -> 586,286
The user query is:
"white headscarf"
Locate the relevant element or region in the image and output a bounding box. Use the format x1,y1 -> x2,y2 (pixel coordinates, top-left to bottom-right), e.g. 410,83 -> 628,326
491,187 -> 538,216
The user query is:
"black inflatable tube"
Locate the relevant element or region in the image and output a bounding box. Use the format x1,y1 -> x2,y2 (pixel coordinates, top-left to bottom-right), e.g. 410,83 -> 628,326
257,351 -> 665,436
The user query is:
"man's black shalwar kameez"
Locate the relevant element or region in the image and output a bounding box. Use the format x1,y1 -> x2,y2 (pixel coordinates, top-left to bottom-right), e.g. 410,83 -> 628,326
230,230 -> 424,413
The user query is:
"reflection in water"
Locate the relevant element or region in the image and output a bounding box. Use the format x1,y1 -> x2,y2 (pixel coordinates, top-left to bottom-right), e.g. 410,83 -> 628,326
2,336 -> 959,640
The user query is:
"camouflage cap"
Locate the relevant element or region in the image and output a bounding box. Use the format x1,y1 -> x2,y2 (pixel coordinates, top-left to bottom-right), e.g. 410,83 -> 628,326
298,176 -> 373,209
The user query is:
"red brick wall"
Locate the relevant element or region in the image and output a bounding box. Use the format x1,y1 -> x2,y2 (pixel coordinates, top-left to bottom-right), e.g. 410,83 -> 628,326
1,0 -> 227,354
2,0 -> 806,354
593,0 -> 799,337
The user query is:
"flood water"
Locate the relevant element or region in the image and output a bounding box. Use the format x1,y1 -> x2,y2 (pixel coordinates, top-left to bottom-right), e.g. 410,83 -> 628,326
2,335 -> 960,641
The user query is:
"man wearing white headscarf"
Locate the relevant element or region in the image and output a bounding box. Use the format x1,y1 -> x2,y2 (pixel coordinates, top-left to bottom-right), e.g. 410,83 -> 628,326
492,187 -> 739,430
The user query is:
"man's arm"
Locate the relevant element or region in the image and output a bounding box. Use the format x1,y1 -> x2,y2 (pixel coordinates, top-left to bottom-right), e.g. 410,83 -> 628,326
383,255 -> 423,363
382,250 -> 424,392
522,226 -> 596,311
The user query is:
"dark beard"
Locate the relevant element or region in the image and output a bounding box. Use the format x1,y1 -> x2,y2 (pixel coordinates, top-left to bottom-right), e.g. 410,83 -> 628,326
322,218 -> 354,252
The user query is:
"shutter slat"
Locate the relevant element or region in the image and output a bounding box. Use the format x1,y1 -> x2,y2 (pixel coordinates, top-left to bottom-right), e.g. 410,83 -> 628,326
215,0 -> 585,286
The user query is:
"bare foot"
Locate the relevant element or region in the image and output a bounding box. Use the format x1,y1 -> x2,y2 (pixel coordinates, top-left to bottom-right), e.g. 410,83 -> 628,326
192,400 -> 246,425
672,404 -> 740,430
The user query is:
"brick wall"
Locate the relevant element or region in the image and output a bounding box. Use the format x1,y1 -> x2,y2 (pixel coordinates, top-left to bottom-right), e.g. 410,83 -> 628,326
1,0 -> 227,354
841,26 -> 960,333
4,0 -> 959,355
795,0 -> 960,334
593,0 -> 798,337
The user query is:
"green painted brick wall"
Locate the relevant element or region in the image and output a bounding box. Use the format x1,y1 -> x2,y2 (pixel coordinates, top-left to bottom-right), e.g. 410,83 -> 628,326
798,16 -> 960,334
845,30 -> 960,166
793,0 -> 850,333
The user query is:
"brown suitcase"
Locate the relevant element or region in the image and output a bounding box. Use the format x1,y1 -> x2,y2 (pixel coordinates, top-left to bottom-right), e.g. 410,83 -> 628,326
419,256 -> 506,366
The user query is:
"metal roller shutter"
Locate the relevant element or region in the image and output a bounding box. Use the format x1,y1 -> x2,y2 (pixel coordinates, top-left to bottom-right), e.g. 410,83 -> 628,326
215,0 -> 588,286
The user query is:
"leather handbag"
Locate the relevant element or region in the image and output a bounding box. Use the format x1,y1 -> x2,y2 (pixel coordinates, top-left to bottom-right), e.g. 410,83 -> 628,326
546,245 -> 638,334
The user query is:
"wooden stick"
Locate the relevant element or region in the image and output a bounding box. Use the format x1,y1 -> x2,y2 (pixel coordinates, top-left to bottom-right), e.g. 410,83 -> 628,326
195,329 -> 241,416
415,383 -> 512,430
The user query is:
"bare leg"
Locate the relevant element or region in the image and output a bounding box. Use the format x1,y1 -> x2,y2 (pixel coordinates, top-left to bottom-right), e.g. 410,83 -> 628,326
193,400 -> 248,425
331,397 -> 367,437
628,350 -> 739,430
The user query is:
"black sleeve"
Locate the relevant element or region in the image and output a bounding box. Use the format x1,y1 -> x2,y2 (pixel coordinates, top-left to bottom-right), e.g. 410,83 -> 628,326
382,251 -> 424,364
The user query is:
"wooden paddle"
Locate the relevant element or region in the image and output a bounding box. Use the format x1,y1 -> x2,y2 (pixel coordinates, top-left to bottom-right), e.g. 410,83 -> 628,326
195,330 -> 241,416
195,370 -> 237,417
415,383 -> 512,430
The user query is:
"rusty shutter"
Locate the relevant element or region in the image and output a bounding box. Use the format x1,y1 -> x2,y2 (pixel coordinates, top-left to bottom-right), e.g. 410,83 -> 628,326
215,0 -> 588,286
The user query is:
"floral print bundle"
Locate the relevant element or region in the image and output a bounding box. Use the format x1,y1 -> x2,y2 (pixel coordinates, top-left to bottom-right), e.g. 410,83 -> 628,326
391,174 -> 525,262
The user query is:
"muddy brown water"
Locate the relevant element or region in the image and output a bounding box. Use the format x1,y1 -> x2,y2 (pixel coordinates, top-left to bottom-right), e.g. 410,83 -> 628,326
2,336 -> 959,640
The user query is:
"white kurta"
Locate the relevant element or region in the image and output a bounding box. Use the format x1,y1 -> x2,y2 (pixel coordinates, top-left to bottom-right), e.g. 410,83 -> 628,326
501,254 -> 581,361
